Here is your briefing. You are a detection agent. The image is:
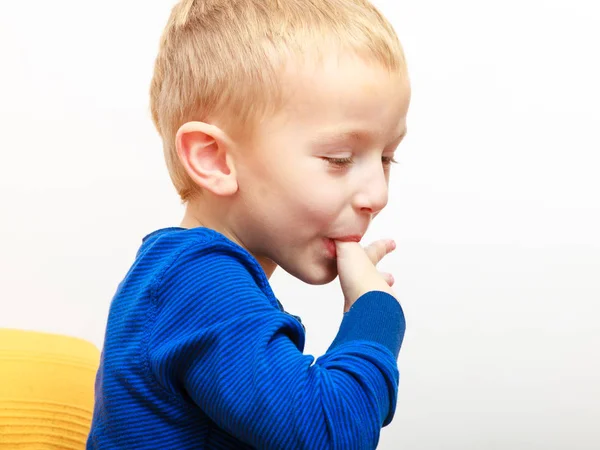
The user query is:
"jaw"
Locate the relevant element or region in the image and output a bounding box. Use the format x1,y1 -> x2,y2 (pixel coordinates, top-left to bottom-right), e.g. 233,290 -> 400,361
243,250 -> 278,279
280,249 -> 339,286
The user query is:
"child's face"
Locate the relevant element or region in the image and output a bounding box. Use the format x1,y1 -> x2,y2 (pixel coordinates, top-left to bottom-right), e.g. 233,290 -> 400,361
230,53 -> 411,285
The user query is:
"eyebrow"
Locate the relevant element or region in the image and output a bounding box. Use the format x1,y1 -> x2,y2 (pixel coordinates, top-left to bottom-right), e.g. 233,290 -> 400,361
397,128 -> 408,141
313,128 -> 407,147
312,130 -> 370,146
392,128 -> 408,146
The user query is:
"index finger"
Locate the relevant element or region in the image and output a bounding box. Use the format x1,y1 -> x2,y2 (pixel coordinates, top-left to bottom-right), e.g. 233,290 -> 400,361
364,239 -> 396,265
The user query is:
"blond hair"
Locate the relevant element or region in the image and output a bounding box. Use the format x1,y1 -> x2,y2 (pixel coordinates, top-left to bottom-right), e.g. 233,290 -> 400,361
150,0 -> 407,200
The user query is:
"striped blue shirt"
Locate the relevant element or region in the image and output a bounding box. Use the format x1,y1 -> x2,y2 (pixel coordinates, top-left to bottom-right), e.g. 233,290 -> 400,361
87,227 -> 405,449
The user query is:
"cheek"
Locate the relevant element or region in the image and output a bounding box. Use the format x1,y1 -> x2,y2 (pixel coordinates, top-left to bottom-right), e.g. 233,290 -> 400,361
295,185 -> 344,223
247,158 -> 346,226
259,182 -> 340,235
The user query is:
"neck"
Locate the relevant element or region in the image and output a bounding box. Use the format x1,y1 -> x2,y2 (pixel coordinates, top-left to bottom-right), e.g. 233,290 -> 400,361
180,198 -> 277,279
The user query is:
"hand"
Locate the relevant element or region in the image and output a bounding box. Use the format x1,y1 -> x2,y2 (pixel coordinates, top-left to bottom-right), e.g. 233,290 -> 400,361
335,239 -> 397,312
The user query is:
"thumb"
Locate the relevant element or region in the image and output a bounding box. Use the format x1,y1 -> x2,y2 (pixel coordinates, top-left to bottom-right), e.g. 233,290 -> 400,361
334,240 -> 367,266
335,240 -> 375,281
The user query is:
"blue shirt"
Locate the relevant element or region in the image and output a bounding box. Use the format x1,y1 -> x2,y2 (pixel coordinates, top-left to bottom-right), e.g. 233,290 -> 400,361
87,227 -> 405,449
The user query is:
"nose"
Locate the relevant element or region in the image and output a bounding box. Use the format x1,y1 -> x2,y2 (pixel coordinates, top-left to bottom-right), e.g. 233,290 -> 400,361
352,164 -> 389,216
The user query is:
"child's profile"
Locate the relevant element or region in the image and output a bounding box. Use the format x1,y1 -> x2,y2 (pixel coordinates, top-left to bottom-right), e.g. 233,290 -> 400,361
87,0 -> 411,448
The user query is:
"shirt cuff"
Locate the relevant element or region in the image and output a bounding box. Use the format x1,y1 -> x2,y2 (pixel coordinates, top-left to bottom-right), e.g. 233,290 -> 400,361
328,291 -> 406,358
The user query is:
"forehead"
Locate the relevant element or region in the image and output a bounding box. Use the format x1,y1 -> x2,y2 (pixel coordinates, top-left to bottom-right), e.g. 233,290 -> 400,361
273,52 -> 410,140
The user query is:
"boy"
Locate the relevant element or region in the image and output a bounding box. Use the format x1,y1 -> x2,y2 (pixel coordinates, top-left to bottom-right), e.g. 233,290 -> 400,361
88,0 -> 411,448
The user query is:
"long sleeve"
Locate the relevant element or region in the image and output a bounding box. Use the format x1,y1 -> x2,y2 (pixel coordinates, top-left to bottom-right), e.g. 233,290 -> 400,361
145,238 -> 405,450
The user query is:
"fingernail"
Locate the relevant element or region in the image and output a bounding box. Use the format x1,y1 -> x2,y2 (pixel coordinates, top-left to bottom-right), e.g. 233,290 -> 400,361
390,240 -> 396,250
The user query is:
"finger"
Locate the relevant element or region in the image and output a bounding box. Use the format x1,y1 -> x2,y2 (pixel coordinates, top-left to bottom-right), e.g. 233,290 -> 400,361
334,240 -> 366,261
335,241 -> 376,279
381,272 -> 395,286
364,239 -> 396,265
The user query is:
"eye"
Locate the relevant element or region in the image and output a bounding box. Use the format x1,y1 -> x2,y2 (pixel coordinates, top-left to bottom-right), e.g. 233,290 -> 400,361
322,156 -> 354,168
382,156 -> 398,166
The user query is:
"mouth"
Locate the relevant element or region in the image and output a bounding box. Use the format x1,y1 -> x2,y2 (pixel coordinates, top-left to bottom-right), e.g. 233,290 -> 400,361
332,235 -> 363,243
323,235 -> 363,258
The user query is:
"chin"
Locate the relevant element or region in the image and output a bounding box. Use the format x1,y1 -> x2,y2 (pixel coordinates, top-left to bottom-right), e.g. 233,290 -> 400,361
283,260 -> 338,285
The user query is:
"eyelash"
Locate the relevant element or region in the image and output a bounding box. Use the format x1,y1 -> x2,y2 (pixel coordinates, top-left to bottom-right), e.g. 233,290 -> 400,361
324,156 -> 398,168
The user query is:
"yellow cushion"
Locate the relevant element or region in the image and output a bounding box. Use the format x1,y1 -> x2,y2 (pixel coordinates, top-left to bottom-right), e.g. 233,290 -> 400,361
0,329 -> 100,449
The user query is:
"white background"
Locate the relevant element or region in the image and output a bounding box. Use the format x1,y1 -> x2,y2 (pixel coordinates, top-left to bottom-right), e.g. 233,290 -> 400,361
1,0 -> 599,448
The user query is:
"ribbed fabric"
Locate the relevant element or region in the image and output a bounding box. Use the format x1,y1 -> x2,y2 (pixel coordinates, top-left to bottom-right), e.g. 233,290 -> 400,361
87,227 -> 406,449
0,329 -> 100,449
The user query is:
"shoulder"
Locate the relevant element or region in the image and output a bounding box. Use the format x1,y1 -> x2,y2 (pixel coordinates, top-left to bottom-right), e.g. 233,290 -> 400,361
141,227 -> 279,318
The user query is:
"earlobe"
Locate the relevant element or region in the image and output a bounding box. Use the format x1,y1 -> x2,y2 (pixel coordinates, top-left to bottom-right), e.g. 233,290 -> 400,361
175,122 -> 238,196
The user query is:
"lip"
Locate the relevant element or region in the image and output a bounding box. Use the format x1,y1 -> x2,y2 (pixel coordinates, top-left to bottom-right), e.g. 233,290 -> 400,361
324,235 -> 363,259
324,239 -> 337,258
330,235 -> 363,243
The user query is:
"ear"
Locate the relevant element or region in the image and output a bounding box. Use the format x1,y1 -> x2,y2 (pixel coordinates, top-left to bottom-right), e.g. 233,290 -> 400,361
175,121 -> 238,196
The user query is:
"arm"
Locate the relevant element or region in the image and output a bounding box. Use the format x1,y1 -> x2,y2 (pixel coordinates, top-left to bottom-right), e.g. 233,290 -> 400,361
146,244 -> 405,450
